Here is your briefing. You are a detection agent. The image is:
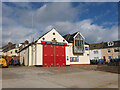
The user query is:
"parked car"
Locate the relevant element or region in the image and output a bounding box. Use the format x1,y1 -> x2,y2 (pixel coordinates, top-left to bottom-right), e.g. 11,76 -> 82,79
98,59 -> 104,63
0,57 -> 8,68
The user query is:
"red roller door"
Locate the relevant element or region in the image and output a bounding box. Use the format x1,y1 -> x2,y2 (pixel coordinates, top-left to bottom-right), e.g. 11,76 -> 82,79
43,44 -> 66,67
55,45 -> 66,67
43,44 -> 54,67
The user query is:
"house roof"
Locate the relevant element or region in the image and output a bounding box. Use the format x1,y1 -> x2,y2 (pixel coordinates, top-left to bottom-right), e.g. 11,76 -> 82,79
35,28 -> 55,43
63,32 -> 78,43
19,28 -> 60,52
89,43 -> 104,50
2,44 -> 16,52
63,32 -> 87,44
103,40 -> 120,48
18,42 -> 34,53
89,40 -> 120,50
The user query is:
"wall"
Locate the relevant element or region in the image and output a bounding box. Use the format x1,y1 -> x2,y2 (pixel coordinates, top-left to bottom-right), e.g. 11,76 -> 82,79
37,28 -> 68,44
101,47 -> 119,62
19,47 -> 29,66
36,44 -> 43,66
65,44 -> 70,65
69,44 -> 90,65
89,49 -> 102,60
20,49 -> 25,65
6,48 -> 19,56
28,45 -> 36,66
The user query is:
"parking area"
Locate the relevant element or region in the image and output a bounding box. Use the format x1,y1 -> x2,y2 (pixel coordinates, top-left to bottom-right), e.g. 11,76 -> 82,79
1,65 -> 119,88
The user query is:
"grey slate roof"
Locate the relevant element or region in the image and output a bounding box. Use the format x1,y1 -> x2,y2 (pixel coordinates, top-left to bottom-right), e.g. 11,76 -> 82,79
89,40 -> 120,50
2,44 -> 16,52
63,32 -> 78,43
63,32 -> 89,45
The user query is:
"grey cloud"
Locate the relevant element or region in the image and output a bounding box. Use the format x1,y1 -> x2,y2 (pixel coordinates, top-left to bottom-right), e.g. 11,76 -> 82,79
2,2 -> 118,45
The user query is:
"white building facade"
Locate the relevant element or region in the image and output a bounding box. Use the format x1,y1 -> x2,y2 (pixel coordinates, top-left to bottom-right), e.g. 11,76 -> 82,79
89,49 -> 102,60
19,28 -> 90,67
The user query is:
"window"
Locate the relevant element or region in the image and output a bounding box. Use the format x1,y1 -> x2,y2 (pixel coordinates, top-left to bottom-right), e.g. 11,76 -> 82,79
94,57 -> 99,60
114,48 -> 119,52
108,49 -> 111,53
108,41 -> 114,46
15,50 -> 17,53
75,40 -> 84,47
53,32 -> 55,35
42,38 -> 45,40
63,40 -> 65,42
53,38 -> 56,40
93,46 -> 96,47
11,51 -> 12,54
78,40 -> 80,46
94,50 -> 98,54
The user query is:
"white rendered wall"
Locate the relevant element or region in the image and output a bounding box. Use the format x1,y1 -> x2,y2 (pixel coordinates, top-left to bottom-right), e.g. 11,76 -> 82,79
69,44 -> 90,64
89,49 -> 102,60
33,44 -> 36,65
36,44 -> 43,65
25,48 -> 29,66
66,45 -> 70,65
37,28 -> 68,44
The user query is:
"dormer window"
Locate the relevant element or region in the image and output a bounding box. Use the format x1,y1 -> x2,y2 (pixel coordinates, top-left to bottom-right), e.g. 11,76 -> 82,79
75,40 -> 84,47
73,32 -> 85,54
108,41 -> 114,46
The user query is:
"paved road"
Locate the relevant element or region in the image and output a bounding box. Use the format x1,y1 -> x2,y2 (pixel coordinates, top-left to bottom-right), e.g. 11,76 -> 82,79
1,65 -> 119,88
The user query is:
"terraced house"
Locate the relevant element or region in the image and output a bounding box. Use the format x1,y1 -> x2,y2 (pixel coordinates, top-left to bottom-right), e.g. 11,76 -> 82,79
89,40 -> 120,62
2,42 -> 20,57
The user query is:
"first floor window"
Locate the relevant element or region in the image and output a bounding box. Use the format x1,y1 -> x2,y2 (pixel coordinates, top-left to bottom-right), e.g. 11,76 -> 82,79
94,50 -> 98,54
114,48 -> 119,52
108,49 -> 111,53
75,40 -> 84,47
94,57 -> 99,60
15,50 -> 17,53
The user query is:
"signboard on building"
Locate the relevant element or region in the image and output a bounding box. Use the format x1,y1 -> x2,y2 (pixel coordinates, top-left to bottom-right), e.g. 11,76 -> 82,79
70,56 -> 79,62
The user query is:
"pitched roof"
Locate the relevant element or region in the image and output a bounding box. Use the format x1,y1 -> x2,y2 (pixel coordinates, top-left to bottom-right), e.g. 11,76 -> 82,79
2,44 -> 16,52
89,40 -> 120,50
103,40 -> 120,48
89,43 -> 104,50
35,28 -> 56,43
63,32 -> 78,43
19,28 -> 60,52
63,32 -> 87,44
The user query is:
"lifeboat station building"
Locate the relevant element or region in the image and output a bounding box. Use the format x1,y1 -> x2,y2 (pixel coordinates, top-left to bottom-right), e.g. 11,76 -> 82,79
19,28 -> 90,67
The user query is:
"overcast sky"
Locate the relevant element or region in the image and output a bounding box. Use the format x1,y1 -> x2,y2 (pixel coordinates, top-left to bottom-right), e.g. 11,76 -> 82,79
2,2 -> 118,45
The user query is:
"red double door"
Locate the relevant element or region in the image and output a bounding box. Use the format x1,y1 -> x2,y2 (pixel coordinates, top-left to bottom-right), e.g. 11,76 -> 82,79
43,44 -> 66,67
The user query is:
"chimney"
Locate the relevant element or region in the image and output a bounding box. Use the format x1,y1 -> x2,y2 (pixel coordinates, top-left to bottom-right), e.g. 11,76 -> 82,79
8,42 -> 12,46
24,40 -> 29,44
101,41 -> 104,43
8,42 -> 12,49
